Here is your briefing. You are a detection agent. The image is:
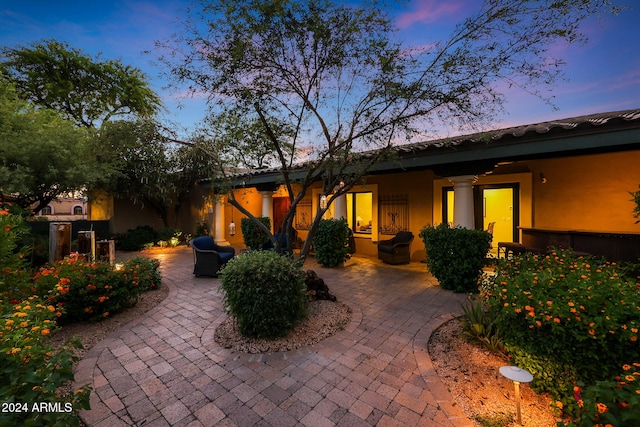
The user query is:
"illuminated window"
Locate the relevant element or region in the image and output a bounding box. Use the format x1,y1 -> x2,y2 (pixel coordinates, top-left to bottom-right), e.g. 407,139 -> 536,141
346,192 -> 373,234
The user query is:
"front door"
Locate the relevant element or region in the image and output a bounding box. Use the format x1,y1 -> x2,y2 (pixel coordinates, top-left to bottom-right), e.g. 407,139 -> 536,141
273,197 -> 291,233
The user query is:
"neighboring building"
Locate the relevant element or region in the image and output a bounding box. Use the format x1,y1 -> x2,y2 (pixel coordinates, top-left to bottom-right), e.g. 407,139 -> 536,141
36,192 -> 88,222
200,109 -> 640,261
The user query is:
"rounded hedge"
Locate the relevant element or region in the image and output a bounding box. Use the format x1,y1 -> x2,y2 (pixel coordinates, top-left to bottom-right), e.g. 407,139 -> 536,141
219,251 -> 308,338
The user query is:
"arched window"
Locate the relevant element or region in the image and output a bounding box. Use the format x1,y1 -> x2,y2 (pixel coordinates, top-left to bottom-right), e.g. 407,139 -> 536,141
72,205 -> 84,215
40,205 -> 53,215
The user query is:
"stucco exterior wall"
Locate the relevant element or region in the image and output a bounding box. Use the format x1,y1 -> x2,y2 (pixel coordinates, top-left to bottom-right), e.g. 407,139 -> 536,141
528,150 -> 640,233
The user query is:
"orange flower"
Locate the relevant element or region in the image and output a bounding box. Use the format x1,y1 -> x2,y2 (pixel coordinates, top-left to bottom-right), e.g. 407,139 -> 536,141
41,329 -> 50,336
596,402 -> 608,413
553,318 -> 561,324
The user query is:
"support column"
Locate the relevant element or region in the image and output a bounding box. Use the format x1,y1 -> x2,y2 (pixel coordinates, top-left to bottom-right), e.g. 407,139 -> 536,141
214,197 -> 230,245
259,191 -> 274,232
448,175 -> 477,229
333,193 -> 347,219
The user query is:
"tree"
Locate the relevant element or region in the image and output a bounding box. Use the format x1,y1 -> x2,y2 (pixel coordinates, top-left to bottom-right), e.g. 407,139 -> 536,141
158,0 -> 620,258
0,79 -> 92,213
93,119 -> 211,228
0,40 -> 162,128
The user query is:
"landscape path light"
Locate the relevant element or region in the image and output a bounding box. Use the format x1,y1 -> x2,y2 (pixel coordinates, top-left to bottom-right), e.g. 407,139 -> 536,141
499,365 -> 533,425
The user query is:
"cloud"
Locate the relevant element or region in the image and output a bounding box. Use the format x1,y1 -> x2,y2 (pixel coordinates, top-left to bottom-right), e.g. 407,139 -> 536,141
395,0 -> 467,29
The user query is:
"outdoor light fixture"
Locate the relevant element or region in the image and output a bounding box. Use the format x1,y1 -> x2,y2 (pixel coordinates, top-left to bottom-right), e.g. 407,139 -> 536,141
540,173 -> 547,184
320,194 -> 327,209
228,204 -> 236,236
499,366 -> 533,425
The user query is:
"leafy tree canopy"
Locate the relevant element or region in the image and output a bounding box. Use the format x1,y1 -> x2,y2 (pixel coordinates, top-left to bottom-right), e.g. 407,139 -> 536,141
158,0 -> 622,256
1,40 -> 162,128
93,119 -> 211,227
0,78 -> 93,213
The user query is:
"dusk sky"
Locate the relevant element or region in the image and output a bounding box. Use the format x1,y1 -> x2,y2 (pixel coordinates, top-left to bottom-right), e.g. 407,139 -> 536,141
1,0 -> 639,138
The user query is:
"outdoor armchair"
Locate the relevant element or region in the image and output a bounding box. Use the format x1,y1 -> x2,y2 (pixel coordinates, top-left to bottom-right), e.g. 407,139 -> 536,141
377,231 -> 414,265
189,236 -> 235,277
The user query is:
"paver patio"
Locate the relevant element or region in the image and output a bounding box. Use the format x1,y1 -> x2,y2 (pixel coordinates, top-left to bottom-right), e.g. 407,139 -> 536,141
74,246 -> 474,426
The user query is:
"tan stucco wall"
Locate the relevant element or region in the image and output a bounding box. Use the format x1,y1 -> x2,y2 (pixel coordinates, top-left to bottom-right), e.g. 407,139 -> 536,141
208,148 -> 640,257
224,187 -> 264,246
526,151 -> 640,233
87,191 -> 113,221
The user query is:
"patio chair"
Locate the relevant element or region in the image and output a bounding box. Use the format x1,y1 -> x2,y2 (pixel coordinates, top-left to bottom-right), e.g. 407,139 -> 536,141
189,236 -> 235,277
377,231 -> 414,265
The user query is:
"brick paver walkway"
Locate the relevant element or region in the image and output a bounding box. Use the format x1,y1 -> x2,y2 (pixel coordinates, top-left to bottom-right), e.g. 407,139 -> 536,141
74,247 -> 474,426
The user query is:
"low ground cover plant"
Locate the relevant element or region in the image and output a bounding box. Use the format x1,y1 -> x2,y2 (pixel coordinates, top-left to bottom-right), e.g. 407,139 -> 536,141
567,363 -> 640,427
481,249 -> 640,419
220,250 -> 308,338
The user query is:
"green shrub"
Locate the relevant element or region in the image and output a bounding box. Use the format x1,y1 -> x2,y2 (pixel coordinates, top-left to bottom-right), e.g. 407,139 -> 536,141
156,228 -> 183,247
32,255 -> 162,323
240,217 -> 271,250
483,249 -> 640,417
420,223 -> 491,292
0,210 -> 33,302
312,219 -> 351,268
220,251 -> 308,338
194,221 -> 209,237
113,225 -> 157,251
0,296 -> 91,426
564,363 -> 640,427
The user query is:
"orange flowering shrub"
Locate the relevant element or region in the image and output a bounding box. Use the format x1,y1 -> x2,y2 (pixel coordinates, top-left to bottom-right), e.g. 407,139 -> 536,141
483,249 -> 640,417
33,255 -> 161,323
563,363 -> 640,427
0,295 -> 91,426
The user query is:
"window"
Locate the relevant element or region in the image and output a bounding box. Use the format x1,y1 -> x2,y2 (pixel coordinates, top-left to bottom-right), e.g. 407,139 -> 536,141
40,205 -> 53,215
346,192 -> 373,234
73,205 -> 84,215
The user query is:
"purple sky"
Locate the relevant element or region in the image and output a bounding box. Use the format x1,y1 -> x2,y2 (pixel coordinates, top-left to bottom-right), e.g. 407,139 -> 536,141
1,0 -> 639,137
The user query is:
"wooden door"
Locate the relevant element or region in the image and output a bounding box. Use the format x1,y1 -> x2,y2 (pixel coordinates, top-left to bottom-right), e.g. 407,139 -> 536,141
273,197 -> 291,233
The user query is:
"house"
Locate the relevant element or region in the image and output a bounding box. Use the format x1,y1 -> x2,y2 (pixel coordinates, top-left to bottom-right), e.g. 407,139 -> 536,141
199,109 -> 640,262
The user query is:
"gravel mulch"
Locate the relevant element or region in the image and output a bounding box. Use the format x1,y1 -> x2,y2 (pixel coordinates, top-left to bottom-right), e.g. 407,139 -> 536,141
214,300 -> 353,353
428,318 -> 561,427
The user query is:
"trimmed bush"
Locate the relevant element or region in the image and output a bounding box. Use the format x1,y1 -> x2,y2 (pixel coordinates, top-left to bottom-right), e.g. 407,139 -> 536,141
312,219 -> 351,268
240,217 -> 271,250
219,251 -> 308,338
483,249 -> 640,418
420,223 -> 491,292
